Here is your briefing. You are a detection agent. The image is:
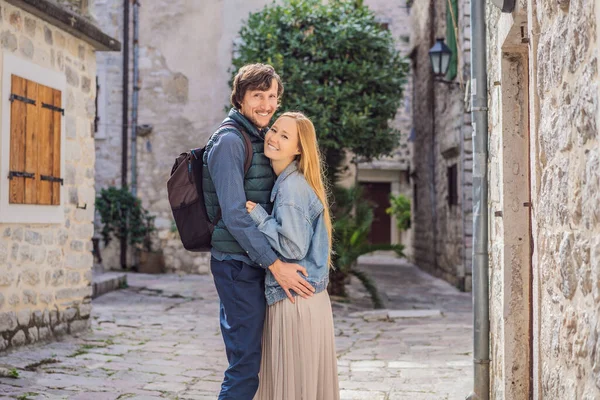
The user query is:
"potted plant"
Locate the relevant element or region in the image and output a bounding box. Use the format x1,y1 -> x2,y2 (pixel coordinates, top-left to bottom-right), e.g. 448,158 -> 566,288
95,186 -> 164,273
386,193 -> 411,254
137,215 -> 165,274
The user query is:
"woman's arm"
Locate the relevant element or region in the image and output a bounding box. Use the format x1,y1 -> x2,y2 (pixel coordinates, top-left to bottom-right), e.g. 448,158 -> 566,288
248,202 -> 313,260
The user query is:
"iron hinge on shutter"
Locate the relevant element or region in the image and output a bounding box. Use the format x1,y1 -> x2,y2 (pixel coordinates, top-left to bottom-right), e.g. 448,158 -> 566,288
40,175 -> 64,185
8,171 -> 35,179
42,103 -> 65,115
9,94 -> 36,105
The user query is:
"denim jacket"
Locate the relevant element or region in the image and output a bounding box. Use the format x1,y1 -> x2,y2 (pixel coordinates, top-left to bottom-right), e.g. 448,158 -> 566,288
249,161 -> 330,305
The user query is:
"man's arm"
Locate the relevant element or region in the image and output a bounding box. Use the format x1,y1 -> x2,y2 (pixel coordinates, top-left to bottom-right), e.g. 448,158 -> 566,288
207,132 -> 278,268
208,132 -> 315,301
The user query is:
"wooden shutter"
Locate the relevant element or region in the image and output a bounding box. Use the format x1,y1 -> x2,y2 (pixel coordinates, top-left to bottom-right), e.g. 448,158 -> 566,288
9,75 -> 62,205
446,0 -> 459,80
38,84 -> 62,205
9,75 -> 33,204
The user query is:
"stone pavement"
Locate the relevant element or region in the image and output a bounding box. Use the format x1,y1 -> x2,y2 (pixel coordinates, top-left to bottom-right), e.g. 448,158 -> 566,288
0,256 -> 473,400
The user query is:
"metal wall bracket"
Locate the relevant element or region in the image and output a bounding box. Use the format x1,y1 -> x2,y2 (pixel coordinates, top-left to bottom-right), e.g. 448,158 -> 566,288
40,175 -> 64,185
42,102 -> 65,115
8,170 -> 35,179
9,93 -> 35,105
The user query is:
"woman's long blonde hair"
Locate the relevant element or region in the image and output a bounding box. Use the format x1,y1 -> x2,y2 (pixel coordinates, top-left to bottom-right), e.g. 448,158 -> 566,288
280,112 -> 333,268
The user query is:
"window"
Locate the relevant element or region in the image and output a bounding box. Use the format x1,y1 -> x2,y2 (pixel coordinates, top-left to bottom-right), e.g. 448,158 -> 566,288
447,164 -> 458,206
413,183 -> 418,211
9,75 -> 62,206
0,53 -> 66,223
94,62 -> 107,140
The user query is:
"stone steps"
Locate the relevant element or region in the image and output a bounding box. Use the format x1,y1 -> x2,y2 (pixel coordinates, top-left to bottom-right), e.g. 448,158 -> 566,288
92,272 -> 127,299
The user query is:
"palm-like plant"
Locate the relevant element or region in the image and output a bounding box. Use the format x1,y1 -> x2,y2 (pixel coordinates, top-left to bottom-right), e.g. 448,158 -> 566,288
329,186 -> 404,308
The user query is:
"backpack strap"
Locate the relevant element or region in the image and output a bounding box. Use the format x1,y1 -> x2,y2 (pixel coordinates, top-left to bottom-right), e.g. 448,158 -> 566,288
212,121 -> 255,227
220,121 -> 253,175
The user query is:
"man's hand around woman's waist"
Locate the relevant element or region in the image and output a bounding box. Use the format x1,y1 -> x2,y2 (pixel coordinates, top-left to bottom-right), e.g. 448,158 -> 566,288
268,259 -> 315,303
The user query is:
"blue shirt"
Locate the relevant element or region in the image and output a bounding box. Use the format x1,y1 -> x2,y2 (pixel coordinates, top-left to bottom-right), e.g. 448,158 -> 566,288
249,161 -> 330,305
206,110 -> 278,269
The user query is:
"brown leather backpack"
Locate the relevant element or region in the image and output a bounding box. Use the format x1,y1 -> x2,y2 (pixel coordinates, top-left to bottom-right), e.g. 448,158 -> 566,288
167,122 -> 252,251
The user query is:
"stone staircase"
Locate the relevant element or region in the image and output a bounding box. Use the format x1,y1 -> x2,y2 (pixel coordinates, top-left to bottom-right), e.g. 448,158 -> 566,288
92,263 -> 127,299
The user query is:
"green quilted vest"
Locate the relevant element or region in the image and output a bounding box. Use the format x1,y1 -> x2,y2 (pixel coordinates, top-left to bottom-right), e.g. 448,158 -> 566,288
202,111 -> 275,254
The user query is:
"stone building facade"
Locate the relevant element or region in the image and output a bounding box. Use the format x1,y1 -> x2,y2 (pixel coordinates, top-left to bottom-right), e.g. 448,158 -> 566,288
355,0 -> 413,255
486,0 -> 599,398
410,0 -> 473,290
93,0 -> 414,273
0,0 -> 118,351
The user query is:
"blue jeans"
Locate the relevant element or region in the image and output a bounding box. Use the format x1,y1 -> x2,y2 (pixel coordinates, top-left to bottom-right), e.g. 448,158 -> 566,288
211,256 -> 266,400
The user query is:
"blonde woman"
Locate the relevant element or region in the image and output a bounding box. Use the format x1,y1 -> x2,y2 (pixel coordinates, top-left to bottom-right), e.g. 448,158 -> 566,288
246,112 -> 339,400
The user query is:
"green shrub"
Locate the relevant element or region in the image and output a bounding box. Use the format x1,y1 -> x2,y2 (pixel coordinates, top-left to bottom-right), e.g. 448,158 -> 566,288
95,186 -> 155,251
386,194 -> 411,233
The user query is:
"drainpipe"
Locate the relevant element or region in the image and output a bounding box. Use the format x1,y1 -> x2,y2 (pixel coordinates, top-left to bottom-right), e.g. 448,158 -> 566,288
120,0 -> 130,269
130,0 -> 140,198
466,0 -> 490,399
429,0 -> 438,273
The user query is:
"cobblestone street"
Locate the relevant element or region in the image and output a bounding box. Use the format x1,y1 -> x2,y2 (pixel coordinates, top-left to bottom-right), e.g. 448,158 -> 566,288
0,257 -> 473,400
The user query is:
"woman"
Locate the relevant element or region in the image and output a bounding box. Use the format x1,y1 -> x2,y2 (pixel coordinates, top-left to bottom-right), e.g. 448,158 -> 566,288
246,111 -> 339,400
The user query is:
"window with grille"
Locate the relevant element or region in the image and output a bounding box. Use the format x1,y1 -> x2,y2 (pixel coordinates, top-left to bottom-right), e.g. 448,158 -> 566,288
8,75 -> 63,206
447,164 -> 459,206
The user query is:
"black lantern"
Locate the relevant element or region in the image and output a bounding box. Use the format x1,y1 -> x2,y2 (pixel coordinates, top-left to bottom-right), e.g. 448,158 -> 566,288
428,38 -> 452,77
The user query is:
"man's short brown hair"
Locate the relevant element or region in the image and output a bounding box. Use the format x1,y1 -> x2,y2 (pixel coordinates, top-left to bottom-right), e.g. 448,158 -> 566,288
230,64 -> 284,109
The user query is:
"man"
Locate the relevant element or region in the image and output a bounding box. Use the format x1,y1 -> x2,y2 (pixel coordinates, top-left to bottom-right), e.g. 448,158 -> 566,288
202,64 -> 315,400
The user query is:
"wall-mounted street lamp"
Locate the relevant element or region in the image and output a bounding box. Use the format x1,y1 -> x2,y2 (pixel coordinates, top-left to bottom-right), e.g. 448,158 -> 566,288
428,38 -> 452,77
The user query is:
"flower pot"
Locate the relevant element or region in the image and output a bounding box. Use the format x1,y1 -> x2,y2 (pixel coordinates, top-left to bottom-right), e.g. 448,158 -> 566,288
138,250 -> 165,274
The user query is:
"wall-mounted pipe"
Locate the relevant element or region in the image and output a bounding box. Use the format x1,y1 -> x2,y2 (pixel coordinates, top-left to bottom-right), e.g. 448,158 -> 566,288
466,0 -> 490,399
429,0 -> 439,274
130,0 -> 140,197
120,0 -> 130,269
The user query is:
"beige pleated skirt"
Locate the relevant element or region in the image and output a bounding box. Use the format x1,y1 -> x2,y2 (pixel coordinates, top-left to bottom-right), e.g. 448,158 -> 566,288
254,290 -> 340,400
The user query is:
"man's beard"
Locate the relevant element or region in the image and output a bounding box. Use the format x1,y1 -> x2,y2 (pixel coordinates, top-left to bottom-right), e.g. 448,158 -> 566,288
249,114 -> 270,129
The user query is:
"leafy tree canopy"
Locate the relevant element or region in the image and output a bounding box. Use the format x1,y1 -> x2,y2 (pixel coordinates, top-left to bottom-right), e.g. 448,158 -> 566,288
231,0 -> 409,181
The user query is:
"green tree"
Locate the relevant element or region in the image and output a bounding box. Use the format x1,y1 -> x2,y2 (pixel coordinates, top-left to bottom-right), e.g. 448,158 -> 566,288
231,0 -> 409,182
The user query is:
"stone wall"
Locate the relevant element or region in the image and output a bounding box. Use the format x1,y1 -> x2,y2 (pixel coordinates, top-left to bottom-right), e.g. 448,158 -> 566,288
91,0 -> 129,269
360,0 -> 412,171
530,0 -> 598,397
0,1 -> 98,351
487,0 -> 600,398
410,0 -> 472,290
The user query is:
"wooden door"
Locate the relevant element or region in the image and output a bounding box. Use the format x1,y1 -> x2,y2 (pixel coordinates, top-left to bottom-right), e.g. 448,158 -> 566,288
359,182 -> 391,245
